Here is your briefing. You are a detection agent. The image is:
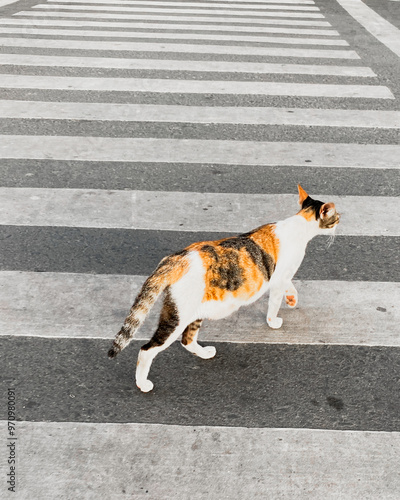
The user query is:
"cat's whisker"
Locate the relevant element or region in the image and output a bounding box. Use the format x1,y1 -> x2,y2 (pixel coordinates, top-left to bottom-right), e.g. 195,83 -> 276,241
326,233 -> 336,248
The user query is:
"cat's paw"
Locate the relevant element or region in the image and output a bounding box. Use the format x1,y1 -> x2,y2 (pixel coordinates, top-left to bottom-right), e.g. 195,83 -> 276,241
198,345 -> 217,359
285,288 -> 298,308
136,379 -> 154,393
285,294 -> 297,308
267,316 -> 283,329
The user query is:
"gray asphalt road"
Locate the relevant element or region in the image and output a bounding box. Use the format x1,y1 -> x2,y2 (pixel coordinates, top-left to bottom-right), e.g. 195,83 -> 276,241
0,0 -> 399,498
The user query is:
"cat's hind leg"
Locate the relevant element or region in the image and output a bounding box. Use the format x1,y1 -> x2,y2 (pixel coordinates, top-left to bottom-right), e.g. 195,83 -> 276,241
285,281 -> 298,309
136,291 -> 186,393
181,320 -> 216,359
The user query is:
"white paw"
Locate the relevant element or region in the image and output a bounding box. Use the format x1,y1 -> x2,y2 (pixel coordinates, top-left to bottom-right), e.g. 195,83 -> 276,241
267,317 -> 283,329
136,379 -> 154,393
198,345 -> 217,359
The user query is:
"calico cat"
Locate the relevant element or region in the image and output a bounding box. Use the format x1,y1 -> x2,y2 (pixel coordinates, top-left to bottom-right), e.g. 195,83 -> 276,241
108,185 -> 339,392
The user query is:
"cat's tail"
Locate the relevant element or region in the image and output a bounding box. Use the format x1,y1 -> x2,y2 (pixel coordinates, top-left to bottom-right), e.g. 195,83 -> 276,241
108,252 -> 190,359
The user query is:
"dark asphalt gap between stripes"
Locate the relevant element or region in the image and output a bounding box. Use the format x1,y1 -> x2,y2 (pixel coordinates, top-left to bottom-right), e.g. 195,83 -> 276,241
1,88 -> 399,111
1,337 -> 400,432
0,160 -> 398,197
0,226 -> 398,282
1,120 -> 400,145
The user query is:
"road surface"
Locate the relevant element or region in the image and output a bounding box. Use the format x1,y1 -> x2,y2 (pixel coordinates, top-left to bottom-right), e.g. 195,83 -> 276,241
0,0 -> 399,498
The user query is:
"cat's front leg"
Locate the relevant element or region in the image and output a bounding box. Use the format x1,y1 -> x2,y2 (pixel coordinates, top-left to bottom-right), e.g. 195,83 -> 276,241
266,284 -> 285,329
285,282 -> 298,309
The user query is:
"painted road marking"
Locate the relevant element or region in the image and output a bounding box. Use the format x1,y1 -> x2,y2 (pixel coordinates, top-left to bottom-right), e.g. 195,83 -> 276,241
46,0 -> 319,8
0,18 -> 338,34
0,38 -> 358,58
13,12 -> 333,26
8,103 -> 400,127
1,136 -> 399,167
2,76 -> 391,98
7,422 -> 400,497
0,272 -> 398,345
0,188 -> 397,236
0,54 -> 371,75
0,0 -> 19,6
337,0 -> 400,58
0,27 -> 349,45
32,5 -> 324,17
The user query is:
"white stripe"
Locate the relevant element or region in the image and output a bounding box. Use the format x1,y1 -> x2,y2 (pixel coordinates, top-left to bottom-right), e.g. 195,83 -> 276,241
212,0 -> 316,2
32,5 -> 324,16
214,0 -> 316,2
1,137 -> 399,167
8,422 -> 400,498
1,272 -> 398,346
0,38 -> 359,58
8,103 -> 400,128
0,54 -> 371,76
0,188 -> 396,237
13,11 -> 333,26
0,0 -> 19,5
47,0 -> 318,6
45,2 -> 322,11
131,0 -> 318,2
337,0 -> 400,58
3,75 -> 388,97
1,18 -> 337,33
0,27 -> 349,45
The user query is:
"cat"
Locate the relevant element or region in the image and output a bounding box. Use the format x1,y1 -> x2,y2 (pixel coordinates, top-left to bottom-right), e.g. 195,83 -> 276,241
108,185 -> 340,392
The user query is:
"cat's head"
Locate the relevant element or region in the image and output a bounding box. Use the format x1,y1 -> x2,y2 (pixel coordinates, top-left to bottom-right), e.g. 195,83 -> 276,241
297,185 -> 340,233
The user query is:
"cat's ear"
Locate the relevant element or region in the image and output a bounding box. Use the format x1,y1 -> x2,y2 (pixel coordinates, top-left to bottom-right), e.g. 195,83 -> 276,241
320,203 -> 336,219
297,184 -> 309,205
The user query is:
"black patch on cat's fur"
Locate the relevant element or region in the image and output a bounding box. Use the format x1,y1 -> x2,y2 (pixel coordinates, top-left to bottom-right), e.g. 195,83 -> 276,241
168,248 -> 189,260
301,196 -> 324,220
108,347 -> 117,359
120,325 -> 132,341
181,319 -> 203,346
219,236 -> 275,281
108,320 -> 140,358
201,244 -> 244,291
201,244 -> 219,260
129,282 -> 158,315
141,288 -> 180,350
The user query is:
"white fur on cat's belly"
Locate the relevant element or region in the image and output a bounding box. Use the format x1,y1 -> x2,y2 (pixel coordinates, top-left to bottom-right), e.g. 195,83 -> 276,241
199,281 -> 269,320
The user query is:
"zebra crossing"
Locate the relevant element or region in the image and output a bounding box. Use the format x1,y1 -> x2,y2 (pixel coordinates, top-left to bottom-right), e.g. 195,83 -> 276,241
0,0 -> 399,498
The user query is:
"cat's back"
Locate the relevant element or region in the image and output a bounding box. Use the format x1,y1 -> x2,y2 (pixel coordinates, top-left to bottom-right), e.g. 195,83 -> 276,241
181,226 -> 278,299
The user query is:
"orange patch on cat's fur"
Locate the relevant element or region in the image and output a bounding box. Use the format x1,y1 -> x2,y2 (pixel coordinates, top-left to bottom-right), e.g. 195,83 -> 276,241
158,253 -> 190,285
169,265 -> 188,284
298,184 -> 309,205
286,295 -> 296,306
298,207 -> 316,221
249,224 -> 279,264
